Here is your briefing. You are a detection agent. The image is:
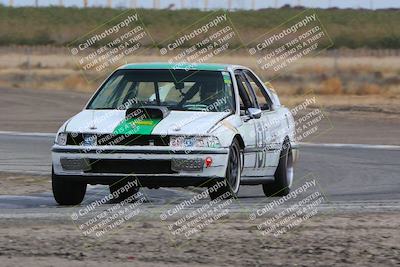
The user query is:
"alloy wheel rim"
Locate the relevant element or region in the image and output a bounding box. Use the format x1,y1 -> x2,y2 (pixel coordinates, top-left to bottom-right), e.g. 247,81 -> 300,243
286,150 -> 294,187
227,145 -> 240,193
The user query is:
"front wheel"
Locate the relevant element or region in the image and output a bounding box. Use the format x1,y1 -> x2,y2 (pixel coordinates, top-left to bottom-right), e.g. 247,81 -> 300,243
209,139 -> 241,200
262,140 -> 293,197
52,169 -> 87,205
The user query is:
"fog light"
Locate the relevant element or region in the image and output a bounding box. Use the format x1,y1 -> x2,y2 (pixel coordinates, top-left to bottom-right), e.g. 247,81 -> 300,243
205,157 -> 213,168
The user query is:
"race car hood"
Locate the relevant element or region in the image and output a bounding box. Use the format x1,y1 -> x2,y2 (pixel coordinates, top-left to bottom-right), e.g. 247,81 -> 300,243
152,110 -> 229,135
64,109 -> 230,135
64,110 -> 126,134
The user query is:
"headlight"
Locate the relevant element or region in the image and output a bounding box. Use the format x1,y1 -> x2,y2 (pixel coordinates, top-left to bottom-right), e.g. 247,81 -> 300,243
55,133 -> 67,146
170,136 -> 221,148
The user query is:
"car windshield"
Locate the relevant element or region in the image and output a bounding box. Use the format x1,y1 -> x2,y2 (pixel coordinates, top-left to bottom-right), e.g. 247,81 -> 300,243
87,69 -> 235,112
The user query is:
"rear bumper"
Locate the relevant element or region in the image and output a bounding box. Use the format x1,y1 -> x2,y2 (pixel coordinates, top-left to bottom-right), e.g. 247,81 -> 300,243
52,145 -> 229,185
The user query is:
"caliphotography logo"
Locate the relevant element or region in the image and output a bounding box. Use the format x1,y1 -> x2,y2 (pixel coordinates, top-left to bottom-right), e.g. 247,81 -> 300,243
0,1 -> 399,266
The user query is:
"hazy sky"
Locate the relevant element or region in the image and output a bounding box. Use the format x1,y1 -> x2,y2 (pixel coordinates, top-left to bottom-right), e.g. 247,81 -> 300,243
3,0 -> 400,9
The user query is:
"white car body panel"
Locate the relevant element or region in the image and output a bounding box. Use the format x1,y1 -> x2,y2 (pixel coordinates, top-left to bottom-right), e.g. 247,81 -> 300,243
152,111 -> 230,136
65,110 -> 125,134
52,63 -> 298,187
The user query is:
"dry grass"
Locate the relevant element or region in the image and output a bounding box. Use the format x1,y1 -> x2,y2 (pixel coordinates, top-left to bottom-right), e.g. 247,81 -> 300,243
0,49 -> 399,99
355,83 -> 382,95
320,77 -> 343,95
279,94 -> 400,116
62,74 -> 95,92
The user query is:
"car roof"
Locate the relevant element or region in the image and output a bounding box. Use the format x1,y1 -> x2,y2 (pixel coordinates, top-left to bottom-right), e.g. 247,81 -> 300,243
119,62 -> 248,72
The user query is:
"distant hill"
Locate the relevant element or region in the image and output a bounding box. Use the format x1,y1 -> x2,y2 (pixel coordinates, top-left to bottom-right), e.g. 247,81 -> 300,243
0,6 -> 399,48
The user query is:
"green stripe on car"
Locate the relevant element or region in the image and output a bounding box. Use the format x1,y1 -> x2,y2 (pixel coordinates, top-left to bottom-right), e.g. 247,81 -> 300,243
113,118 -> 161,135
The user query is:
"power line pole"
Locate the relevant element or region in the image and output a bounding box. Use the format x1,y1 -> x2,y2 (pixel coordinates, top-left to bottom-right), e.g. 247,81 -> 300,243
83,0 -> 88,8
204,0 -> 208,10
130,0 -> 137,8
35,0 -> 39,7
180,0 -> 185,9
59,0 -> 63,6
251,0 -> 256,10
228,0 -> 232,10
107,0 -> 112,8
8,0 -> 14,7
153,0 -> 160,9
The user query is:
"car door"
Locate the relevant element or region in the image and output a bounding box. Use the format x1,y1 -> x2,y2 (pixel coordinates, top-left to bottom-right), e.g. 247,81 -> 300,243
233,70 -> 262,178
241,70 -> 284,177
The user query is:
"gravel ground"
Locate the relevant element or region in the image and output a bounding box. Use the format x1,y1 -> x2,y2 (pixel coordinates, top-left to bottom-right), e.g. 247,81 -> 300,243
0,172 -> 50,195
0,212 -> 399,267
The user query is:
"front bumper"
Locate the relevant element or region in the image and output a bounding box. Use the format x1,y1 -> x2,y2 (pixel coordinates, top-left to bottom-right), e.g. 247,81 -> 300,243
52,145 -> 229,186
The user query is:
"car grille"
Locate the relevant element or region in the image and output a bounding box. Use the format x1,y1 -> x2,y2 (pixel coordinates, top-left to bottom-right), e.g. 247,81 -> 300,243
67,133 -> 169,146
60,158 -> 91,171
84,159 -> 175,174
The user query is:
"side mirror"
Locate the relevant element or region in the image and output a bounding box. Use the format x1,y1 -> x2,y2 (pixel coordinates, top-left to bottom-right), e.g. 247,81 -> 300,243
247,108 -> 262,119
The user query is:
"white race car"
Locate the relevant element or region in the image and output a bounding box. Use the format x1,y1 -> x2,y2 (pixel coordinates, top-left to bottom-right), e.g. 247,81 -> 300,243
52,63 -> 298,205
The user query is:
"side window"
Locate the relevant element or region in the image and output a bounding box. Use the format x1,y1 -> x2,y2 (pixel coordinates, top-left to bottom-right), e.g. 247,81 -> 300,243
243,71 -> 272,110
235,73 -> 255,112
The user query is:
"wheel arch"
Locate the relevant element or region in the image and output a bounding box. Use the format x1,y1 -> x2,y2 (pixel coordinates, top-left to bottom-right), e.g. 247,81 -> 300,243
233,134 -> 245,173
233,134 -> 245,149
282,135 -> 292,152
282,135 -> 299,164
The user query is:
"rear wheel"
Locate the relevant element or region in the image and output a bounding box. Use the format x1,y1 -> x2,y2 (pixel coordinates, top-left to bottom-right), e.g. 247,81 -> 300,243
109,179 -> 140,203
209,139 -> 241,200
262,140 -> 293,197
52,169 -> 87,205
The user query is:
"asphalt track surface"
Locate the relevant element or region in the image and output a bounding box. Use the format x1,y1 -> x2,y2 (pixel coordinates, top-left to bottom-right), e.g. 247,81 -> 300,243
0,133 -> 399,217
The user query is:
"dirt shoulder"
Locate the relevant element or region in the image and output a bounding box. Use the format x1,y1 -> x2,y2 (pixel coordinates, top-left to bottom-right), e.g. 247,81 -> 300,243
0,87 -> 90,133
0,212 -> 398,266
0,172 -> 50,195
1,87 -> 400,145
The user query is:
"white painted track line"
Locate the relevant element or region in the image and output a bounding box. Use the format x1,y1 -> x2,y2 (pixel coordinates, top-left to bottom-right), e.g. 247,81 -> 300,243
0,131 -> 55,137
299,142 -> 400,150
0,131 -> 399,150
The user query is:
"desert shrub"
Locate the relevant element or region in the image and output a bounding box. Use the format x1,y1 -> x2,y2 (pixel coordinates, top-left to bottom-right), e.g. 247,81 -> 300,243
63,74 -> 90,91
355,83 -> 382,95
320,77 -> 343,94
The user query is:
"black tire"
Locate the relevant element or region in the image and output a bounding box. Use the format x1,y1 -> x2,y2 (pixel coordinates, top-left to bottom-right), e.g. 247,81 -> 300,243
209,139 -> 241,200
52,169 -> 87,205
262,140 -> 293,197
109,179 -> 140,203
